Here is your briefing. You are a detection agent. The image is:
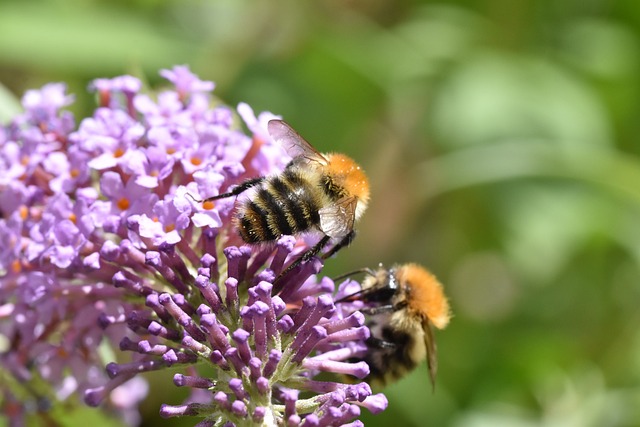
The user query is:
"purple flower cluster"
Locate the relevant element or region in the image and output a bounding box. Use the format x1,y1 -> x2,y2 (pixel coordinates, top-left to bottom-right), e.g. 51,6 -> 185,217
0,66 -> 387,425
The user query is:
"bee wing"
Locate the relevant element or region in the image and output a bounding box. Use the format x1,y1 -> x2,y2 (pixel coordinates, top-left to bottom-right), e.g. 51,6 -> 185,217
423,318 -> 438,391
267,119 -> 328,165
319,196 -> 357,238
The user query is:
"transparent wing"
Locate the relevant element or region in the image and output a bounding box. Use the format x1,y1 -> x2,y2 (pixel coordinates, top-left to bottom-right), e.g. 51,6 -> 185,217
267,119 -> 328,165
318,196 -> 356,238
423,318 -> 438,391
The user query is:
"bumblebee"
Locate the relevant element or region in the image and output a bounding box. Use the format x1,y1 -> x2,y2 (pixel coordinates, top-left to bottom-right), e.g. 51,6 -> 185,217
337,263 -> 451,389
202,120 -> 370,279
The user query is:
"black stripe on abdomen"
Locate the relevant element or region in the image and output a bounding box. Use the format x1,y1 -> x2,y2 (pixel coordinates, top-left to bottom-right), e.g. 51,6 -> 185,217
256,186 -> 293,237
363,326 -> 417,386
270,175 -> 314,233
280,170 -> 321,231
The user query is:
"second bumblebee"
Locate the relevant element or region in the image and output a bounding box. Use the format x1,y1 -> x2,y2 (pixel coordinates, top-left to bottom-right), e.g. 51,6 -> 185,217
337,263 -> 451,389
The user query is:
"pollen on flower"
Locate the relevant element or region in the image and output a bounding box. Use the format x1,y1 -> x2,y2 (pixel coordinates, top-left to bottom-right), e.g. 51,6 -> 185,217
202,200 -> 215,210
98,90 -> 110,107
68,213 -> 77,224
190,156 -> 202,166
10,259 -> 21,274
113,147 -> 125,158
164,224 -> 175,233
116,197 -> 130,211
70,168 -> 80,178
166,147 -> 176,155
19,205 -> 28,221
20,155 -> 29,166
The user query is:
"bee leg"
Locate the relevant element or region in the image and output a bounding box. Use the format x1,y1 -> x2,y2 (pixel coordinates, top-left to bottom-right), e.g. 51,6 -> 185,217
198,176 -> 266,202
359,305 -> 395,316
366,336 -> 397,349
273,235 -> 331,291
301,235 -> 332,262
321,230 -> 356,260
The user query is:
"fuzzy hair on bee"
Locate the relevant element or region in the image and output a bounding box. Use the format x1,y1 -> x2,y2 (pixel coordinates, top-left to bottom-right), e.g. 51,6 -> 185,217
337,263 -> 451,390
198,119 -> 370,282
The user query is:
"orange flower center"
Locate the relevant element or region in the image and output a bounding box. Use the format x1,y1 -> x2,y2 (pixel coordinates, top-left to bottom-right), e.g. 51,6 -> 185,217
11,259 -> 21,274
19,205 -> 28,221
117,197 -> 130,211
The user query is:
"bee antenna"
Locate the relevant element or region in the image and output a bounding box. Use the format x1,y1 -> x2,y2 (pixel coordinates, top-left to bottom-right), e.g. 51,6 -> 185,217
185,192 -> 203,203
332,267 -> 374,282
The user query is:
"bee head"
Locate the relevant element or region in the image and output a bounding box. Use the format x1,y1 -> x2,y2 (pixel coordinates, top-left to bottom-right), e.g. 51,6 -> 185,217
324,153 -> 370,218
395,263 -> 451,329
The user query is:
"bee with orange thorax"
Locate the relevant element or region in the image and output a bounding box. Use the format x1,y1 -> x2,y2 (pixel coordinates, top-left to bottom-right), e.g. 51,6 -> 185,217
337,263 -> 451,389
200,120 -> 370,282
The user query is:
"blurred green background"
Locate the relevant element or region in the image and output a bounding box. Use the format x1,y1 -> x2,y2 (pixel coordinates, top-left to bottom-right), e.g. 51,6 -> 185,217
3,0 -> 640,426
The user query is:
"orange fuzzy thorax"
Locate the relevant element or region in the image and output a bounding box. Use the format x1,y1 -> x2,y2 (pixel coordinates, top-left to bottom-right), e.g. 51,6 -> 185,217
324,153 -> 370,206
397,263 -> 451,329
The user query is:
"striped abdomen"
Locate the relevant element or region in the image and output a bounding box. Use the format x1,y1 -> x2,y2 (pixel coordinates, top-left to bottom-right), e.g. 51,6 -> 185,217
364,324 -> 421,387
236,169 -> 322,243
